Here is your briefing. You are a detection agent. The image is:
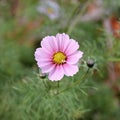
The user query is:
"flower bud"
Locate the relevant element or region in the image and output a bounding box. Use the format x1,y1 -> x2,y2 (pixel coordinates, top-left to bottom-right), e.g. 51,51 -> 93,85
87,59 -> 95,68
39,69 -> 46,79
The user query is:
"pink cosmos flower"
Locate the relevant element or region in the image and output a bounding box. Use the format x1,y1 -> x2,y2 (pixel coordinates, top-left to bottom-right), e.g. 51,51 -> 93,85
35,33 -> 83,81
37,0 -> 60,20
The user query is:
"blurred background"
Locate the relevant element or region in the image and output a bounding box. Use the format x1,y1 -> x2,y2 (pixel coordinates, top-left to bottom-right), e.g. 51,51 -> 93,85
0,0 -> 120,120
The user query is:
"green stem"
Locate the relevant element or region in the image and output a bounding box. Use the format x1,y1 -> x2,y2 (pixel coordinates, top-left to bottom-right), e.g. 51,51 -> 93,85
64,1 -> 81,32
66,0 -> 92,34
57,81 -> 59,93
42,80 -> 50,93
42,79 -> 48,89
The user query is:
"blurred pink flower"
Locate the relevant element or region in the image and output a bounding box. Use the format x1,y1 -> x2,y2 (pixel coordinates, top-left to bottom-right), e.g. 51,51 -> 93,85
37,0 -> 60,20
35,33 -> 83,81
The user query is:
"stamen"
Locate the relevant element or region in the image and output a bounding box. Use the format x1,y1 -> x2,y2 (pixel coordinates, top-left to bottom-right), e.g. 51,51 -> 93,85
53,52 -> 66,64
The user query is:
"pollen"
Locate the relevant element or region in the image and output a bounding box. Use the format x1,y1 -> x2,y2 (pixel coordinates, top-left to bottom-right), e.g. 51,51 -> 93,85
53,52 -> 66,64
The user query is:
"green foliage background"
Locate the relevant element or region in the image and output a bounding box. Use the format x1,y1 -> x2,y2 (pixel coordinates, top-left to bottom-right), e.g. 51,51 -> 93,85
0,0 -> 120,120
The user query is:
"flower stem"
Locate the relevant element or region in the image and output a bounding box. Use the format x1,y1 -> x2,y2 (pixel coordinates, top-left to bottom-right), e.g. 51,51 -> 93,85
57,81 -> 59,93
63,1 -> 81,32
42,79 -> 50,93
66,0 -> 92,34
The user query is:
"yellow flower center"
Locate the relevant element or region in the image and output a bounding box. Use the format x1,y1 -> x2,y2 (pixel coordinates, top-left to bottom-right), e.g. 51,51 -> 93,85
47,7 -> 54,14
53,52 -> 66,64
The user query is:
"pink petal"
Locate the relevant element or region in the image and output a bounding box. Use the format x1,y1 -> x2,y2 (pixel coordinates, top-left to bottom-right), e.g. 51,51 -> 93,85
63,64 -> 79,76
41,36 -> 58,53
56,33 -> 63,51
56,33 -> 70,52
52,36 -> 59,52
37,61 -> 52,68
65,39 -> 79,56
48,65 -> 64,81
67,51 -> 83,64
41,37 -> 53,54
34,48 -> 51,61
41,63 -> 56,73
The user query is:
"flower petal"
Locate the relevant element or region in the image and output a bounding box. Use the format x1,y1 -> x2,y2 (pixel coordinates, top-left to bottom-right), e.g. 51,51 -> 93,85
34,48 -> 51,62
37,61 -> 52,68
41,63 -> 56,73
65,39 -> 79,56
67,51 -> 83,64
41,36 -> 58,53
48,65 -> 64,81
52,36 -> 59,52
56,33 -> 70,52
63,64 -> 79,76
